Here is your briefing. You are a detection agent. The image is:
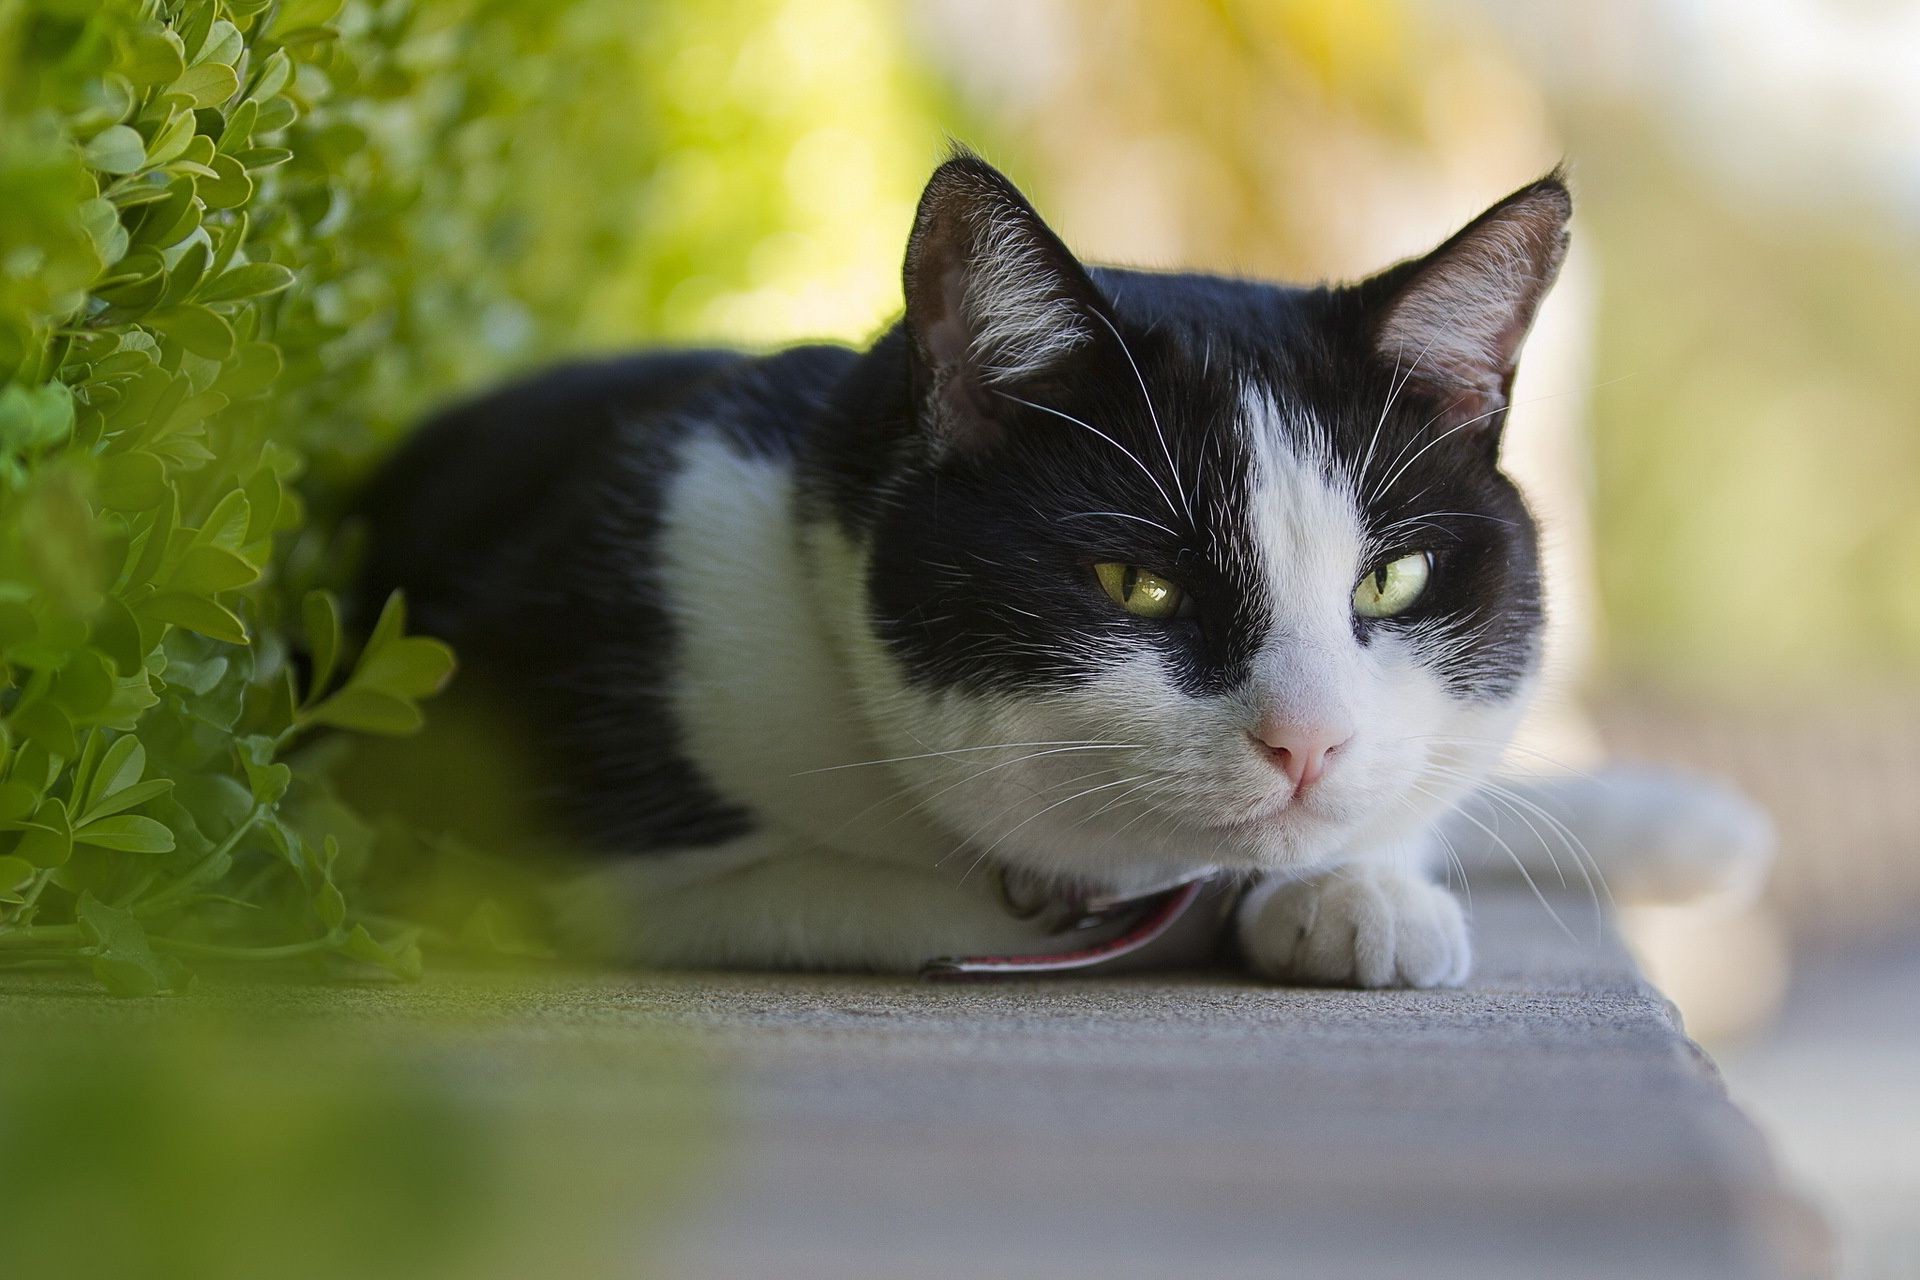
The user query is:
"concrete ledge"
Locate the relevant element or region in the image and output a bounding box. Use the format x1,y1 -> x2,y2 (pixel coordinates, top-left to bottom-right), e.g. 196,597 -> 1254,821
635,887 -> 1831,1279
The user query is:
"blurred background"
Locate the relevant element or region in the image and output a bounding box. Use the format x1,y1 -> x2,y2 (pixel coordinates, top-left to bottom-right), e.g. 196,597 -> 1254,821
3,0 -> 1915,1274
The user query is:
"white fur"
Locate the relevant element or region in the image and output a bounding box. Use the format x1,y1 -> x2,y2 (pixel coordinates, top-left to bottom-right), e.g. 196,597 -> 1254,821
963,202 -> 1092,382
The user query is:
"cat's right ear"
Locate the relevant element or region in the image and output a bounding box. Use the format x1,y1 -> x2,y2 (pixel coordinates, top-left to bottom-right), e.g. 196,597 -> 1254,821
902,150 -> 1107,451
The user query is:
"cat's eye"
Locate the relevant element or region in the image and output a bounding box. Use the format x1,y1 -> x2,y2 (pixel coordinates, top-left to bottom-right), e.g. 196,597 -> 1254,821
1353,551 -> 1432,619
1094,562 -> 1188,620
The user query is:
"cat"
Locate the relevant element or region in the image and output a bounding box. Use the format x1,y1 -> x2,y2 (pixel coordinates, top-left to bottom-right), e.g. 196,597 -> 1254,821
359,149 -> 1656,987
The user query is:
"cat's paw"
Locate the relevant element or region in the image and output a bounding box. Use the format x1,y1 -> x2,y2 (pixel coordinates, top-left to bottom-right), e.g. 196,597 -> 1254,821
1239,867 -> 1470,989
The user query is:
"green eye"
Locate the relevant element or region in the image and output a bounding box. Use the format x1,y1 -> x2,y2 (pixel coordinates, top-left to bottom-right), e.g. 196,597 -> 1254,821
1095,562 -> 1187,620
1353,552 -> 1432,619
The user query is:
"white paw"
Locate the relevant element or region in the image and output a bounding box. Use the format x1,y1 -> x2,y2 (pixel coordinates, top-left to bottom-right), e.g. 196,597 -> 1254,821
1240,867 -> 1471,989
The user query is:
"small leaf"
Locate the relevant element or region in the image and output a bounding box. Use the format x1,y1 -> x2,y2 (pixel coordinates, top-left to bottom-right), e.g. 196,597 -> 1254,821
74,815 -> 176,853
96,450 -> 168,509
78,892 -> 189,996
340,924 -> 422,981
84,125 -> 148,175
168,545 -> 260,594
0,855 -> 33,900
302,590 -> 341,700
168,61 -> 241,109
145,305 -> 235,359
306,687 -> 421,736
120,27 -> 188,86
91,597 -> 149,677
86,735 -> 146,811
266,0 -> 347,40
81,778 -> 173,823
144,108 -> 198,168
316,880 -> 346,930
196,262 -> 295,303
139,593 -> 248,645
0,781 -> 40,824
199,154 -> 252,209
11,703 -> 77,760
239,753 -> 290,806
248,49 -> 292,103
15,798 -> 73,869
353,636 -> 455,701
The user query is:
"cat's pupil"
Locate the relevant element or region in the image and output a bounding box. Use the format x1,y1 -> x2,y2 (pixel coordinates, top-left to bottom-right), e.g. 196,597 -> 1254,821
1122,566 -> 1140,600
1373,566 -> 1389,593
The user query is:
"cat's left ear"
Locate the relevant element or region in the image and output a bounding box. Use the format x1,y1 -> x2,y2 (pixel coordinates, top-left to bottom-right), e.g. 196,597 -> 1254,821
903,150 -> 1108,449
1366,172 -> 1572,440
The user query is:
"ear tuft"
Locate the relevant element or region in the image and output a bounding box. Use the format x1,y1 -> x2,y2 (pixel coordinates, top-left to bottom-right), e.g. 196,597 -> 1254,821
903,152 -> 1104,443
1371,173 -> 1572,435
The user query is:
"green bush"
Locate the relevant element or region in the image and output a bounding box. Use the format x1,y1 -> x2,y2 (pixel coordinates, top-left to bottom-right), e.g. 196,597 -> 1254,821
0,0 -> 653,994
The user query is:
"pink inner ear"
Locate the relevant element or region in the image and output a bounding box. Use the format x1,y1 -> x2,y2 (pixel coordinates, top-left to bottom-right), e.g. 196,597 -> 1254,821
1372,182 -> 1571,429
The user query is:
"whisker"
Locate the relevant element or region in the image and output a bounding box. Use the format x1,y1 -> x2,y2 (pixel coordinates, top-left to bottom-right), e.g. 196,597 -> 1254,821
994,390 -> 1185,524
1087,307 -> 1191,521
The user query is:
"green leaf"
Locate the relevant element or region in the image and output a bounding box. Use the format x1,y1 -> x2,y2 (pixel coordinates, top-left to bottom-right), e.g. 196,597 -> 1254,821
353,636 -> 455,701
91,597 -> 149,677
86,735 -> 146,810
197,262 -> 295,303
139,593 -> 248,645
15,798 -> 74,869
80,778 -> 173,824
340,924 -> 422,981
84,125 -> 148,175
0,782 -> 39,824
0,855 -> 33,901
316,879 -> 346,930
96,450 -> 168,509
0,382 -> 77,452
53,651 -> 116,718
266,0 -> 347,40
242,757 -> 290,807
302,590 -> 342,700
305,688 -> 422,736
168,545 -> 260,594
74,815 -> 176,853
145,305 -> 235,359
77,892 -> 189,996
167,61 -> 241,109
248,48 -> 293,103
199,153 -> 253,209
192,488 -> 251,550
144,108 -> 199,168
119,26 -> 188,86
11,703 -> 78,760
193,20 -> 244,72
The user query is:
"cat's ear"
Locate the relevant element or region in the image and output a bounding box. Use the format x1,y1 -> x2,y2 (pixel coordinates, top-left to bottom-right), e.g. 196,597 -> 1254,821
1367,172 -> 1571,439
903,150 -> 1106,447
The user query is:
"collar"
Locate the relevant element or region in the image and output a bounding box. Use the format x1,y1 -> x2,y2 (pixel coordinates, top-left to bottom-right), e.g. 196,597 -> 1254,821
920,867 -> 1217,979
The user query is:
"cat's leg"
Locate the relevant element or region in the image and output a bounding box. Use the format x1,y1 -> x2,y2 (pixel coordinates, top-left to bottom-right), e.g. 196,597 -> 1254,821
547,831 -> 1082,973
1235,839 -> 1470,989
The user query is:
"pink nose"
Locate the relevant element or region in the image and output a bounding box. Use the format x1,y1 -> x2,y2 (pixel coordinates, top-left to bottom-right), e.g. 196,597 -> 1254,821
1248,719 -> 1352,791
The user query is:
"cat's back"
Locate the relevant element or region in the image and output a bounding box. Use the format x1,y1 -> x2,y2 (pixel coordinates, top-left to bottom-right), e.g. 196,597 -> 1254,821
356,343 -> 859,855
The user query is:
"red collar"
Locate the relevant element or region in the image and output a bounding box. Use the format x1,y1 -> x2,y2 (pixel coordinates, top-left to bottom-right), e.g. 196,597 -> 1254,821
920,869 -> 1215,979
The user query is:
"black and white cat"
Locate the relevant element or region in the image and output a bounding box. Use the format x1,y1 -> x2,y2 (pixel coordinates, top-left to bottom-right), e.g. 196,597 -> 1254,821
359,152 -> 1745,987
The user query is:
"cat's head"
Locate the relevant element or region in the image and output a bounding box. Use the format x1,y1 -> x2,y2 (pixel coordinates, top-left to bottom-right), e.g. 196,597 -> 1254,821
819,152 -> 1567,886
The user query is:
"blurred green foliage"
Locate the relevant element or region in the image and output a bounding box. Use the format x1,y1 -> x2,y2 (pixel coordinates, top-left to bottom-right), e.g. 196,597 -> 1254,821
0,0 -> 599,994
0,982 -> 712,1280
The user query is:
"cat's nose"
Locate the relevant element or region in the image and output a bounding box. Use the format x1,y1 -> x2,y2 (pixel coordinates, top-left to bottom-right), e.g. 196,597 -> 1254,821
1248,719 -> 1352,791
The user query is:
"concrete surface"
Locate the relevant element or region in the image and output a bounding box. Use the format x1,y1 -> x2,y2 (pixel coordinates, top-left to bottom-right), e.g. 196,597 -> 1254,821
0,885 -> 1832,1279
636,887 -> 1830,1280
